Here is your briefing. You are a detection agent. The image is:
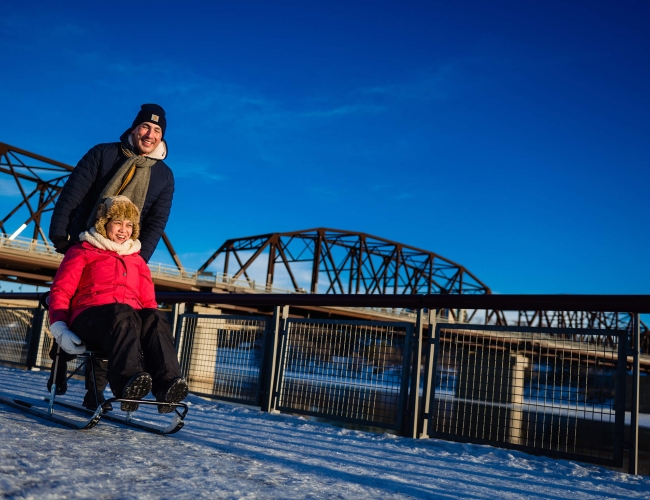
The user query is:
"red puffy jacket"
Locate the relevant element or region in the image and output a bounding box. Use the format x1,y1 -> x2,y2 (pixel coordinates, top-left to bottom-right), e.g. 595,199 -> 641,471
49,241 -> 158,325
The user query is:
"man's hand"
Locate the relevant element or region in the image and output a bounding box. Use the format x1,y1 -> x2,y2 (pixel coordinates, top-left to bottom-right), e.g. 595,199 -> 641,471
50,321 -> 86,355
51,235 -> 71,254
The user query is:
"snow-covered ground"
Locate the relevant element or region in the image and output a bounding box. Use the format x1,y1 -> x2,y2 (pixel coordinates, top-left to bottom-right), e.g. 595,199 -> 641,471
0,365 -> 649,499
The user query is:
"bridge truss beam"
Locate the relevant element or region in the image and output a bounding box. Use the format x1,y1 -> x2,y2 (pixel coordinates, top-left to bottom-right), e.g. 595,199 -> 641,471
198,228 -> 491,296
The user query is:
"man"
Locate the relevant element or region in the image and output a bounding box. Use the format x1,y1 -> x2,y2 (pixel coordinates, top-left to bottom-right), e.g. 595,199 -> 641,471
47,103 -> 175,411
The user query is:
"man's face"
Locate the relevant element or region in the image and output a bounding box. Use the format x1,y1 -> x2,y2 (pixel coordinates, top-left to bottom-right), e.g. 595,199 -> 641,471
131,122 -> 162,155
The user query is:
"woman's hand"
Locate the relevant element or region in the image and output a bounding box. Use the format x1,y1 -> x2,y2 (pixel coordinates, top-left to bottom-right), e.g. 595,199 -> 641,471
50,321 -> 86,355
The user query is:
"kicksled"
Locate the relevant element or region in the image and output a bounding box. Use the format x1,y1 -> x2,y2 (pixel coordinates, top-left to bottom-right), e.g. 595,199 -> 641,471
0,345 -> 189,435
0,390 -> 189,435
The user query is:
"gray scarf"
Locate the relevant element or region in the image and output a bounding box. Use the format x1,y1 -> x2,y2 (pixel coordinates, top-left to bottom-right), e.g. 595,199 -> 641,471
86,137 -> 156,228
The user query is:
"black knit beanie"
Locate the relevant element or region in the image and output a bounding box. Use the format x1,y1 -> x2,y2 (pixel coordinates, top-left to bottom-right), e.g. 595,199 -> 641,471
131,103 -> 167,137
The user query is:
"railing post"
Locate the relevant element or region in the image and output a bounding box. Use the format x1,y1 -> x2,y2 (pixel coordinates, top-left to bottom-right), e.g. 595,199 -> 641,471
177,305 -> 196,380
628,313 -> 640,475
614,325 -> 627,468
406,308 -> 425,438
33,307 -> 50,369
170,303 -> 186,352
419,309 -> 436,438
25,304 -> 46,370
260,305 -> 288,412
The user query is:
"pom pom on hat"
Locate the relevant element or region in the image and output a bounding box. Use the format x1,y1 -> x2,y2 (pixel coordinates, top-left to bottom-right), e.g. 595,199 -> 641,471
131,103 -> 166,137
94,195 -> 140,240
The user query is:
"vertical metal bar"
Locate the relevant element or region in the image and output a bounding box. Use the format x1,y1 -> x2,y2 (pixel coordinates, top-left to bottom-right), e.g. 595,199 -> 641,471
25,305 -> 45,369
311,231 -> 323,293
266,240 -> 276,290
419,309 -> 436,438
614,327 -> 627,468
32,188 -> 45,241
170,303 -> 186,352
47,345 -> 61,416
348,249 -> 355,294
270,306 -> 290,412
223,246 -> 230,279
393,247 -> 401,294
396,323 -> 413,435
33,305 -> 50,369
431,321 -> 443,436
178,314 -> 196,380
628,313 -> 640,475
408,308 -> 424,438
248,318 -> 265,406
260,305 -> 288,412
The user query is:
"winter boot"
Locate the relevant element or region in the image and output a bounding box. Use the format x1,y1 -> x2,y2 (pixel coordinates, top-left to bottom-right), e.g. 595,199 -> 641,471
82,390 -> 113,412
120,372 -> 152,412
155,378 -> 188,414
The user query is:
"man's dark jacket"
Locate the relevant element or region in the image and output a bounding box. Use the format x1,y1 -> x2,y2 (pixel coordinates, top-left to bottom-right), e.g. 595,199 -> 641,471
49,140 -> 174,262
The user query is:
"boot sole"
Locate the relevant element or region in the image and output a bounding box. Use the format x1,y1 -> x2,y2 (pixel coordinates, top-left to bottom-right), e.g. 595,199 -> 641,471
158,379 -> 188,414
121,373 -> 152,412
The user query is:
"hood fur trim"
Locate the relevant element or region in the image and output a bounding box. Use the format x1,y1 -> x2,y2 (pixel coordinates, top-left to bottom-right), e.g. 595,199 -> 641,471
94,195 -> 140,240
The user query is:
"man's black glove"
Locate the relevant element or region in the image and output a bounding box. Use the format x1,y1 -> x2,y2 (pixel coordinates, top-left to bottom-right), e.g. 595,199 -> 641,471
51,235 -> 72,255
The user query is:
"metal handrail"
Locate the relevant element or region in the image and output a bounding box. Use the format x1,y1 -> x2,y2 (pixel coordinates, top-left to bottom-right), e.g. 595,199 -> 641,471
2,291 -> 650,314
150,292 -> 650,313
148,262 -> 307,295
0,235 -> 60,257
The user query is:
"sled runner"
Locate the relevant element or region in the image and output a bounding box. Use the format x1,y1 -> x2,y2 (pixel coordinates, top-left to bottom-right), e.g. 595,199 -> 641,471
0,393 -> 104,430
46,395 -> 189,435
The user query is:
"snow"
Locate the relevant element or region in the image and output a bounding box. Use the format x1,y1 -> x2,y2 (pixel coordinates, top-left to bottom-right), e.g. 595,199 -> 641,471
1,366 -> 649,499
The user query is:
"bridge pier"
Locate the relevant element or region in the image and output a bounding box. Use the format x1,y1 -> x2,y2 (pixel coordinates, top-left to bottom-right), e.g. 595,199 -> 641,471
455,349 -> 530,445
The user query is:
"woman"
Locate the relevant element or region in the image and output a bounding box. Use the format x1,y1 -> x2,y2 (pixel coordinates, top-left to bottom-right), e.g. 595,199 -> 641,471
48,195 -> 188,413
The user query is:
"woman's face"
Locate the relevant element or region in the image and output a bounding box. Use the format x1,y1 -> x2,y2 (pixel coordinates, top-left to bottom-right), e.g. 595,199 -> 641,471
105,219 -> 133,244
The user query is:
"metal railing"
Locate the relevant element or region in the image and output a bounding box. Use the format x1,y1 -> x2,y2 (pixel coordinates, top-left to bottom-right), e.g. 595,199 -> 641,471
427,323 -> 627,467
0,292 -> 646,475
176,314 -> 267,405
148,262 -> 306,295
0,307 -> 37,366
0,235 -> 60,259
274,318 -> 413,431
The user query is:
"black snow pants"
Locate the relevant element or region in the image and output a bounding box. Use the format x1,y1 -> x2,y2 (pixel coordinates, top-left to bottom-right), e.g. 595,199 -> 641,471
70,303 -> 182,398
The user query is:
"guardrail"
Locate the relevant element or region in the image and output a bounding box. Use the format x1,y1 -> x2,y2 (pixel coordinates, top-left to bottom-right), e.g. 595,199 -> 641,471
0,292 -> 647,474
0,235 -> 324,295
147,261 -> 307,295
0,235 -> 60,257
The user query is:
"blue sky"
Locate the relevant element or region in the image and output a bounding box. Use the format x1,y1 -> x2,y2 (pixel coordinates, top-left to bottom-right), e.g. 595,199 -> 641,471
0,0 -> 648,295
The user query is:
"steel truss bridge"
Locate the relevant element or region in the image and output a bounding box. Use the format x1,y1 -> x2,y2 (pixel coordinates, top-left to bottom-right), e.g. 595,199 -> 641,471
0,141 -> 646,344
198,228 -> 490,296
